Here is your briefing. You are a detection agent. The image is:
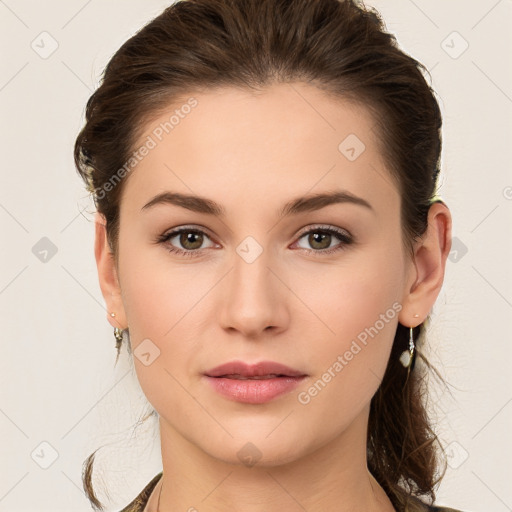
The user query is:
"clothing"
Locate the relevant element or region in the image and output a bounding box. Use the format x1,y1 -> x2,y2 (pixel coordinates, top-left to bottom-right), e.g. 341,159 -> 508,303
119,472 -> 466,512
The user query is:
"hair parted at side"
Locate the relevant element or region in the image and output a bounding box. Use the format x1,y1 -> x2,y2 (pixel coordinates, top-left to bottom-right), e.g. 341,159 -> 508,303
74,0 -> 447,510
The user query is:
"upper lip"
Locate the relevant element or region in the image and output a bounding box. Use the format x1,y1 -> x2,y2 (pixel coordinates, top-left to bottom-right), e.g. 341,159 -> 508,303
204,360 -> 307,378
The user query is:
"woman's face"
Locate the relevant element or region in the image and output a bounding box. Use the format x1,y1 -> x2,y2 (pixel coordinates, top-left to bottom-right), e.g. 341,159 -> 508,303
104,82 -> 419,466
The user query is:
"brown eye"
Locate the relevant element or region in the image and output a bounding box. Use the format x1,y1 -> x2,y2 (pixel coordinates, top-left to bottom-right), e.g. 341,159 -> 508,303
294,225 -> 353,255
307,232 -> 332,250
157,226 -> 216,257
178,231 -> 204,250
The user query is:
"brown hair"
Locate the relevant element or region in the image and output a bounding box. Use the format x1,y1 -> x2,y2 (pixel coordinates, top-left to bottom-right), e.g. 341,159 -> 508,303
74,0 -> 447,509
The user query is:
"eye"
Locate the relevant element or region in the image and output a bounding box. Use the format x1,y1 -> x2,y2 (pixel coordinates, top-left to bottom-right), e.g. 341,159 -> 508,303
156,226 -> 217,258
293,225 -> 353,255
156,224 -> 353,258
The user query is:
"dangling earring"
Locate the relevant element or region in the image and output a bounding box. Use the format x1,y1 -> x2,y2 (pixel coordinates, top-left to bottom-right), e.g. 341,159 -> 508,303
114,327 -> 124,351
111,312 -> 124,357
400,325 -> 416,371
400,313 -> 420,376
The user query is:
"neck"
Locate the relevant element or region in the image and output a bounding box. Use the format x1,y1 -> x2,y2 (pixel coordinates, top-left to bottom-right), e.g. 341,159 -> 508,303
149,406 -> 395,512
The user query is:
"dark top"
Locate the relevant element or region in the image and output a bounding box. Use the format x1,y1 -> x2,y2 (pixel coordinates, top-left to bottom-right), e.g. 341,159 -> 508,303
119,472 -> 467,512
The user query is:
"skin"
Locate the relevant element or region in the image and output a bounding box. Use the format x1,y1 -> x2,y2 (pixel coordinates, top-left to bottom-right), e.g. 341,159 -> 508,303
95,82 -> 451,512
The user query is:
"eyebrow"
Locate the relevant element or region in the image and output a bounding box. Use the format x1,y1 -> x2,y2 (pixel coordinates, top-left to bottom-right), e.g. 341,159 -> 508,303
141,190 -> 374,217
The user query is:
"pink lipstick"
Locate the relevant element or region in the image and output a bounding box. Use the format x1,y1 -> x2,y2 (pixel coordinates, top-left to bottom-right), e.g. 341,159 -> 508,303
203,360 -> 307,404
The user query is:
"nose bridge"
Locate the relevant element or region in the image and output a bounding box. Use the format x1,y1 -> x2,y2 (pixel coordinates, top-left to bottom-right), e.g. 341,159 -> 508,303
220,233 -> 286,335
231,234 -> 275,305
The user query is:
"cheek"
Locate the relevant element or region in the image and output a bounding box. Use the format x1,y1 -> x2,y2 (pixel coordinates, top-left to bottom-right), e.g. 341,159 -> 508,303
293,291 -> 401,430
291,243 -> 405,399
117,254 -> 210,414
117,247 -> 217,378
118,240 -> 208,336
292,243 -> 405,341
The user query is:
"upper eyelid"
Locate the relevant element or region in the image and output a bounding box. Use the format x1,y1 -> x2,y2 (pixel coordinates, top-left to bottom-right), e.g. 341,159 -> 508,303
296,224 -> 350,236
163,225 -> 217,243
161,224 -> 352,247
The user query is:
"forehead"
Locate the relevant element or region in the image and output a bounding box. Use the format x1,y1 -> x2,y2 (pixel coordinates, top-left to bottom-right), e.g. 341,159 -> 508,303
121,82 -> 398,217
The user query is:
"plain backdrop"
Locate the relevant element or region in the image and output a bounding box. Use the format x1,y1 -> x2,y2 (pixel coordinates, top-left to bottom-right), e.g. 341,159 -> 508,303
1,1 -> 511,511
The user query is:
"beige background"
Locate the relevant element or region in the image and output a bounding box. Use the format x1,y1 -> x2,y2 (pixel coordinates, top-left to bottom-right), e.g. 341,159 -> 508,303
1,0 -> 511,511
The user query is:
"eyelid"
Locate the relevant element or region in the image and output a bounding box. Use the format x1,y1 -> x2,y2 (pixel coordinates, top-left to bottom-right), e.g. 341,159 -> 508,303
291,224 -> 353,253
157,224 -> 218,247
157,223 -> 353,256
159,224 -> 215,239
294,223 -> 351,239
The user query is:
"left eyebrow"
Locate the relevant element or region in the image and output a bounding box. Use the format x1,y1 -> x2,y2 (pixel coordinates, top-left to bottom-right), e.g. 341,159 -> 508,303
140,190 -> 374,217
278,190 -> 374,217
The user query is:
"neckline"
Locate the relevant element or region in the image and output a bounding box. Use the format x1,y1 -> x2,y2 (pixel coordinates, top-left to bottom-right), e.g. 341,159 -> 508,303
123,472 -> 462,512
120,472 -> 163,512
144,472 -> 164,512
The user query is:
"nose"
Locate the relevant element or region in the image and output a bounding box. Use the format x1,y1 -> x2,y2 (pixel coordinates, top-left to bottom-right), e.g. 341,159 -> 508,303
218,243 -> 289,339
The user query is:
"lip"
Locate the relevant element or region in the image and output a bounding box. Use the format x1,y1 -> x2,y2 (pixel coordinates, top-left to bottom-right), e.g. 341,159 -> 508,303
203,360 -> 308,404
204,360 -> 306,378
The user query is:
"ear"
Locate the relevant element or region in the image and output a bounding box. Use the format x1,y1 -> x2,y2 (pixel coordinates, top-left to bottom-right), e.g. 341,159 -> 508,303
399,201 -> 452,327
94,212 -> 127,330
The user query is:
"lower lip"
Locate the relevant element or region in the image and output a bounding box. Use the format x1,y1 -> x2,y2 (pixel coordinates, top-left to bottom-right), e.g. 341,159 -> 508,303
203,375 -> 306,404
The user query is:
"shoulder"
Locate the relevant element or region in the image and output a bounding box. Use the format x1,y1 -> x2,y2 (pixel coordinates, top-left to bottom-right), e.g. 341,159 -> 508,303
118,472 -> 163,512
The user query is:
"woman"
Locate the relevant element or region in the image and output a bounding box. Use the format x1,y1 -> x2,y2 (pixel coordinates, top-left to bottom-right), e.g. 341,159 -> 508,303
74,0 -> 463,510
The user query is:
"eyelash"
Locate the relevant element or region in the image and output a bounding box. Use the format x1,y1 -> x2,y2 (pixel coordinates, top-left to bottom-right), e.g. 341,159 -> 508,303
156,224 -> 353,259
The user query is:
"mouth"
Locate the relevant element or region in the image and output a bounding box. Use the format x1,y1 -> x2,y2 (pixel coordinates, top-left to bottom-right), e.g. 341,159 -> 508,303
203,360 -> 308,404
212,373 -> 292,380
204,360 -> 307,379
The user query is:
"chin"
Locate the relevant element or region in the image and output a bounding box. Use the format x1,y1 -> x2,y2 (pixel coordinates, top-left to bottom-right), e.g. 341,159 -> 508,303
194,427 -> 309,469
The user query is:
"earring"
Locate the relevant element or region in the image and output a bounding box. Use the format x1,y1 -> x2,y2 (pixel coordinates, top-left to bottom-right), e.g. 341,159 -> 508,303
110,312 -> 125,364
114,327 -> 124,350
111,312 -> 123,348
399,325 -> 416,371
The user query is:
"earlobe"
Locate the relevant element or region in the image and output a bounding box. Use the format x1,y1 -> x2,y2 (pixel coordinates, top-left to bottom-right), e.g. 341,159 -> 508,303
399,201 -> 452,326
94,212 -> 127,329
